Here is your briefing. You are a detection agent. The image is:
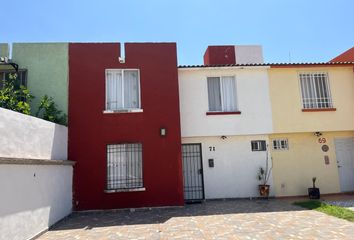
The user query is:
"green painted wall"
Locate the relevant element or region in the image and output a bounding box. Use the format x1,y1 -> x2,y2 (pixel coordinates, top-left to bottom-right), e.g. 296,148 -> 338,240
12,43 -> 68,115
0,43 -> 9,58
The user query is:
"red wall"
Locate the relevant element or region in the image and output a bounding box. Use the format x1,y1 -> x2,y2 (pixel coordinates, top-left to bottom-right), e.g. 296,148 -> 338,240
330,47 -> 354,62
68,42 -> 184,210
203,45 -> 236,65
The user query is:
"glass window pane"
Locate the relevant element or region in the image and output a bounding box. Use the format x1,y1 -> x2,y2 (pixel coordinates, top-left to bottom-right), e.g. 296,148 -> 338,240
106,70 -> 123,110
221,76 -> 237,111
123,70 -> 139,109
300,73 -> 332,109
107,143 -> 143,190
207,77 -> 221,111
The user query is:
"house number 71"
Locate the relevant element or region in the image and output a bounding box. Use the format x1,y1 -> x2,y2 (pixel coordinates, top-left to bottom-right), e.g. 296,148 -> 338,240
209,146 -> 215,151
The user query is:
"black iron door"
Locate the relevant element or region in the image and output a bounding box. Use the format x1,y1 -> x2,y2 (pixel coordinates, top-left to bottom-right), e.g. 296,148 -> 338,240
182,143 -> 204,202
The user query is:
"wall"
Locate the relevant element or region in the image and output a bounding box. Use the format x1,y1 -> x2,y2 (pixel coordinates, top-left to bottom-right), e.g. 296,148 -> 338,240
269,67 -> 354,133
182,135 -> 274,199
178,67 -> 273,137
0,43 -> 8,57
0,164 -> 73,240
0,107 -> 72,240
69,42 -> 184,210
270,131 -> 354,197
203,46 -> 236,65
0,107 -> 67,160
234,45 -> 264,64
12,43 -> 68,115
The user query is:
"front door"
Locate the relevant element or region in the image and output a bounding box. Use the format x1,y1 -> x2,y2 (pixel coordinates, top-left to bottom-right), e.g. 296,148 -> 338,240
334,138 -> 354,192
182,144 -> 205,202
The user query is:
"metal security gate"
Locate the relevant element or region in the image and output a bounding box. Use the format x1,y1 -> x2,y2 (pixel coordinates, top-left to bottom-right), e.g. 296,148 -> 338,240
182,144 -> 204,202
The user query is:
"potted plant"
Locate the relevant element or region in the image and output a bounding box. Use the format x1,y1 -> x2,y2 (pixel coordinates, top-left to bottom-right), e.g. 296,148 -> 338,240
308,177 -> 320,199
257,146 -> 272,198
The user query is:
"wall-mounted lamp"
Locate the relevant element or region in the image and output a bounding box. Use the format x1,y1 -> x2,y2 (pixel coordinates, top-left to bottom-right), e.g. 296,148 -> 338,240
118,57 -> 125,63
221,135 -> 227,140
160,128 -> 167,137
314,132 -> 322,137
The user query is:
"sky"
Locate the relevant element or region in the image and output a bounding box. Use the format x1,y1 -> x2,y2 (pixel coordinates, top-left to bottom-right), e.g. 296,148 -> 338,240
1,0 -> 353,65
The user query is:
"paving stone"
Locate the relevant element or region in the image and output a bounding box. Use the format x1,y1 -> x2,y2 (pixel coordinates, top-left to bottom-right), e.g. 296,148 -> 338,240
37,199 -> 354,240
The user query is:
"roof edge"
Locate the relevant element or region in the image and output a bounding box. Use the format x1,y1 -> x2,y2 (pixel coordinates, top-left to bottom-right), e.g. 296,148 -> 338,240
178,62 -> 354,69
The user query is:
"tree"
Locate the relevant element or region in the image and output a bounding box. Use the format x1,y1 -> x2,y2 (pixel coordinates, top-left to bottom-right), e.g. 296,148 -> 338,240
0,73 -> 33,114
36,95 -> 67,125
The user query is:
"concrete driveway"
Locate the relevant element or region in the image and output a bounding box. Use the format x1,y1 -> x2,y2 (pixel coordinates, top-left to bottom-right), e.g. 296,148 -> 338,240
38,199 -> 354,240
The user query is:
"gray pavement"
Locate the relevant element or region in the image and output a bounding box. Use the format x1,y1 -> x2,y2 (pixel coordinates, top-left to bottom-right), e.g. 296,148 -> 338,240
38,199 -> 354,240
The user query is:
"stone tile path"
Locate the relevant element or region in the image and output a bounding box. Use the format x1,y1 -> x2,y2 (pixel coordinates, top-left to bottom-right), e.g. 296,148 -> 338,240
38,199 -> 354,240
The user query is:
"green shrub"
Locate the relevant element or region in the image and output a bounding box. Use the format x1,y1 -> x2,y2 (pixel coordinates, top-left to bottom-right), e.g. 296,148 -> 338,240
36,95 -> 67,125
0,73 -> 33,114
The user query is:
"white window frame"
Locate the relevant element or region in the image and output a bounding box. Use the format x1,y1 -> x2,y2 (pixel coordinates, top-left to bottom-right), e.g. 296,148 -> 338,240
298,72 -> 333,109
251,140 -> 267,151
207,75 -> 238,112
104,69 -> 142,113
272,139 -> 289,151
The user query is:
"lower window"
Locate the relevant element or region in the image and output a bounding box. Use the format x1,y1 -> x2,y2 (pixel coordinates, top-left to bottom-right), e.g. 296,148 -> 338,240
272,139 -> 289,150
107,143 -> 143,190
251,140 -> 266,151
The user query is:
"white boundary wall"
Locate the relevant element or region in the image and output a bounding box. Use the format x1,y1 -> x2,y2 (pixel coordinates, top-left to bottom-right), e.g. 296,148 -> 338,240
0,107 -> 72,240
0,107 -> 67,160
0,163 -> 73,240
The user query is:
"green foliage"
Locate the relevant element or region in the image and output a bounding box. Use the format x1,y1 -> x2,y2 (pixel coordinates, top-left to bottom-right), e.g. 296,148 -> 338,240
0,73 -> 33,114
294,200 -> 354,223
36,95 -> 67,125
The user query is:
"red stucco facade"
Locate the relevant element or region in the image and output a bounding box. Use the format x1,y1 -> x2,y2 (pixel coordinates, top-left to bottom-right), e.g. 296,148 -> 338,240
203,45 -> 236,65
68,42 -> 184,210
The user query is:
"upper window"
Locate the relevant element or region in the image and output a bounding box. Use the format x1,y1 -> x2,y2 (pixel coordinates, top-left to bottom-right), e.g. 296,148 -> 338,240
251,140 -> 267,151
0,70 -> 27,90
272,139 -> 289,150
299,72 -> 333,109
106,143 -> 143,191
207,76 -> 237,112
105,69 -> 140,111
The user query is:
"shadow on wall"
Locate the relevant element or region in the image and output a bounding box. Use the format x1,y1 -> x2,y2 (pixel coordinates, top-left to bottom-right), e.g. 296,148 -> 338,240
50,124 -> 68,160
50,199 -> 305,231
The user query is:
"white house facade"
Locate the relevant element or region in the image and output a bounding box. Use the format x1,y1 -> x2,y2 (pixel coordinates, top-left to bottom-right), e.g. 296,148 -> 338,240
178,65 -> 275,200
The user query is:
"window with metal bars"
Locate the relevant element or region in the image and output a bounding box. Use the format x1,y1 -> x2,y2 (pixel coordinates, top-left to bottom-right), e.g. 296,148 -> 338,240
272,139 -> 289,150
106,143 -> 143,190
251,140 -> 267,151
299,72 -> 333,109
207,76 -> 238,112
0,70 -> 27,90
105,69 -> 140,111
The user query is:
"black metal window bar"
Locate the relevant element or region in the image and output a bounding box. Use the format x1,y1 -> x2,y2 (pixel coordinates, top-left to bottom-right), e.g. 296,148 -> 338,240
0,70 -> 27,90
107,143 -> 143,190
251,140 -> 266,151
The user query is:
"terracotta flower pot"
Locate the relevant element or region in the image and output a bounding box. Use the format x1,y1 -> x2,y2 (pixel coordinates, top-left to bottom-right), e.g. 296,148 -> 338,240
259,184 -> 270,197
